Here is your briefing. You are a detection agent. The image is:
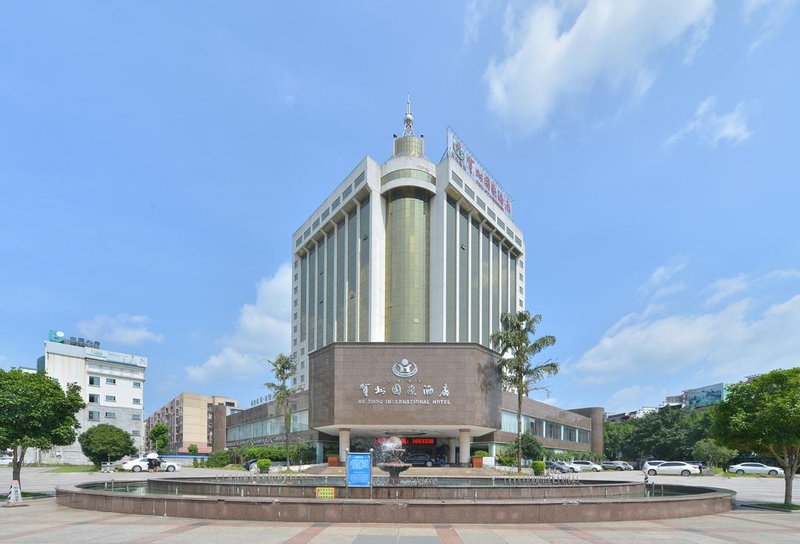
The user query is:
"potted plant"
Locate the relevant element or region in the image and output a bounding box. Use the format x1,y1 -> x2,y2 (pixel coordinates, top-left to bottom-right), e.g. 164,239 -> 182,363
471,450 -> 489,468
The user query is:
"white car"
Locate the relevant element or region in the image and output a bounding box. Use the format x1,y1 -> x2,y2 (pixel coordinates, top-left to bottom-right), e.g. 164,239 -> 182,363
0,456 -> 12,466
642,460 -> 667,472
571,460 -> 602,472
646,461 -> 700,476
562,462 -> 583,472
120,457 -> 180,473
728,462 -> 784,476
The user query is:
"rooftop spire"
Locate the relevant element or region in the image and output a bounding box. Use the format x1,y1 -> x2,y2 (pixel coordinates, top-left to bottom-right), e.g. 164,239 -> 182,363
402,94 -> 414,136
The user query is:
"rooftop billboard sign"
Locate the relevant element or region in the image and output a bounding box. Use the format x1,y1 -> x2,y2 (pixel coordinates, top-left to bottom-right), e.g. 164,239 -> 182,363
447,127 -> 512,216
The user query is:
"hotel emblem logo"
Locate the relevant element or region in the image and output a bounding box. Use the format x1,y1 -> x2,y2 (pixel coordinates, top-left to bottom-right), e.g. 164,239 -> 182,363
391,358 -> 418,378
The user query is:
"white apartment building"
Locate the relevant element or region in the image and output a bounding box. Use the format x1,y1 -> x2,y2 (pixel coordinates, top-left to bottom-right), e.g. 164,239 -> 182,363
36,330 -> 147,464
288,100 -> 525,390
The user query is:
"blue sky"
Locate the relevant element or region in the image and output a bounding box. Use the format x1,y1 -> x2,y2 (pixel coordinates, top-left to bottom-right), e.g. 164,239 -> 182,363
2,1 -> 798,416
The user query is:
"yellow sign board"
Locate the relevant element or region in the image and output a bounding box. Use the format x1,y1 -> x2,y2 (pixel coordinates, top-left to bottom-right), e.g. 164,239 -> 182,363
315,486 -> 335,499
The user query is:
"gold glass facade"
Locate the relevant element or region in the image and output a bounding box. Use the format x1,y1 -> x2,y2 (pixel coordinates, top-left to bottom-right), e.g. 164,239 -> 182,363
385,187 -> 430,341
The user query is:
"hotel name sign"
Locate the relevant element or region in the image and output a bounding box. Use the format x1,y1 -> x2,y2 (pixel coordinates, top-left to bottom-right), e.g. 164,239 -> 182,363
356,359 -> 452,407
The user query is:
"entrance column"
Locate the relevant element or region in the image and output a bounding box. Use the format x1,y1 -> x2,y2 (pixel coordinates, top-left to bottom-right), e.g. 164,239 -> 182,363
447,438 -> 457,465
459,428 -> 471,466
339,428 -> 350,463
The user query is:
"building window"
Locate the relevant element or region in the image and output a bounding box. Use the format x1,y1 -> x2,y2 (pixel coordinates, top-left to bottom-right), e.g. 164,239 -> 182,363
131,430 -> 141,436
105,412 -> 116,419
300,375 -> 305,383
106,378 -> 116,385
105,395 -> 116,402
133,398 -> 141,405
89,394 -> 99,403
88,411 -> 100,422
132,414 -> 141,421
89,376 -> 100,387
300,360 -> 305,369
133,381 -> 141,389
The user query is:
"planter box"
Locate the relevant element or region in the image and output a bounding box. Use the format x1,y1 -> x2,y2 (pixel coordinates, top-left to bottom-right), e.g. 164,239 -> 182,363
471,456 -> 483,468
327,455 -> 339,467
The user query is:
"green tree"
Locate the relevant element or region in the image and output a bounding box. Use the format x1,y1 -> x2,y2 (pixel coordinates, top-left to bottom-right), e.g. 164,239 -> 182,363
187,444 -> 199,455
265,353 -> 297,469
628,407 -> 693,461
491,311 -> 558,473
604,421 -> 634,460
692,438 -> 737,468
0,369 -> 85,488
78,424 -> 138,467
147,422 -> 169,454
712,368 -> 800,505
505,432 -> 545,462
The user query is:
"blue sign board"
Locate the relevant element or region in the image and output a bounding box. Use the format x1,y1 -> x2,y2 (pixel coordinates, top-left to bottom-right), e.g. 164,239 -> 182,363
346,452 -> 372,487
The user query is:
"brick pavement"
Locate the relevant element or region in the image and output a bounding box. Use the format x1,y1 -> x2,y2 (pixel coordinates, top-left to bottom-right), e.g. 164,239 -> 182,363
2,466 -> 798,543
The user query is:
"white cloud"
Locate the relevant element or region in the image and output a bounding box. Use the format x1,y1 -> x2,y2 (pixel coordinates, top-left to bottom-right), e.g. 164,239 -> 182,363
464,0 -> 491,45
705,274 -> 751,306
666,96 -> 753,147
743,0 -> 797,54
184,263 -> 292,385
76,314 -> 164,346
608,385 -> 655,413
576,293 -> 800,384
485,0 -> 714,132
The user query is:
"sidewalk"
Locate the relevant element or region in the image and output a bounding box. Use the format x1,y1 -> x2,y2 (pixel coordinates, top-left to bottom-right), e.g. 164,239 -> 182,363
2,467 -> 798,543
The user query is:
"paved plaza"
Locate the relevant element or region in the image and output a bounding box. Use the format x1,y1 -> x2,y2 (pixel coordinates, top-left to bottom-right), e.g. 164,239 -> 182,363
2,467 -> 798,543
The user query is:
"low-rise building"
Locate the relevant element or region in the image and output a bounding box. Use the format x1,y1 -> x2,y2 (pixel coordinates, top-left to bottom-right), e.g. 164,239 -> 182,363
145,392 -> 238,453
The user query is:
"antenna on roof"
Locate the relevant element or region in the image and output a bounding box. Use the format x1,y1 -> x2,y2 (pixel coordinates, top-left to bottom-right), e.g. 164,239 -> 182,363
402,94 -> 414,136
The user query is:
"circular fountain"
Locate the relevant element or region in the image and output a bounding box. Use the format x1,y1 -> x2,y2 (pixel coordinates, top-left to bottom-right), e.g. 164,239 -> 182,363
375,436 -> 411,484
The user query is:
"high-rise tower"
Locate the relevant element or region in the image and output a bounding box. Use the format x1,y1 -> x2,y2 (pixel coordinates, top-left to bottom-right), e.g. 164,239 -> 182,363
290,100 -> 525,388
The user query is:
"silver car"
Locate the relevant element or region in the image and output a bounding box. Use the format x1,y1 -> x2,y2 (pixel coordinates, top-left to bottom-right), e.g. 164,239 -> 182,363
728,462 -> 784,476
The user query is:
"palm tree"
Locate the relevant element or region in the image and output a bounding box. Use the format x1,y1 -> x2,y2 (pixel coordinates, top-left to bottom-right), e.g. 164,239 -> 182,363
491,310 -> 558,473
265,353 -> 297,470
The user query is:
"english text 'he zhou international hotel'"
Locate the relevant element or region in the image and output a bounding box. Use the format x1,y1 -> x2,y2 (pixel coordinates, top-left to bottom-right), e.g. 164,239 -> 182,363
224,101 -> 604,465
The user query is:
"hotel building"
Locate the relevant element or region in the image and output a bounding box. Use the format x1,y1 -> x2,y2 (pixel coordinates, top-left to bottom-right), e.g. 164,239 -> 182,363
226,102 -> 603,463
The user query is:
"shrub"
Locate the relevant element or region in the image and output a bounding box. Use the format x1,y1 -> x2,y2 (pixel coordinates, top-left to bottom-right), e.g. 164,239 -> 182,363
257,459 -> 272,473
192,458 -> 198,468
207,450 -> 233,468
532,461 -> 545,475
187,444 -> 199,455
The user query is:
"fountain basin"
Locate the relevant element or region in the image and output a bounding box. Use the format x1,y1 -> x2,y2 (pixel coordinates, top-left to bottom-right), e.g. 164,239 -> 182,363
55,477 -> 735,524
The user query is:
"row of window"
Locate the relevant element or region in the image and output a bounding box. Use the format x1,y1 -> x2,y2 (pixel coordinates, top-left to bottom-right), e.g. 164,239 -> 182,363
501,411 -> 591,445
88,376 -> 141,388
450,171 -> 522,249
295,171 -> 365,248
226,410 -> 310,442
88,393 -> 141,405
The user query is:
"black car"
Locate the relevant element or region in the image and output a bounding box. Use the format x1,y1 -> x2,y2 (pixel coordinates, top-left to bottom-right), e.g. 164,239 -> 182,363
403,453 -> 434,467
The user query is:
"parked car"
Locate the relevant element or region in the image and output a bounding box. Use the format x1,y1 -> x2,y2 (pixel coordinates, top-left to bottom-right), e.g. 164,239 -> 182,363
561,461 -> 583,472
685,461 -> 706,472
572,460 -> 602,472
403,453 -> 434,467
728,462 -> 784,476
642,460 -> 667,472
646,461 -> 700,476
0,455 -> 12,466
602,461 -> 633,471
120,457 -> 180,473
546,461 -> 576,473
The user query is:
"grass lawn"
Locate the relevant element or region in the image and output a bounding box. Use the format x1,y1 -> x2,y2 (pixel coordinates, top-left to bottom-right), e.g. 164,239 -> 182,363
46,465 -> 98,473
752,503 -> 800,511
21,491 -> 51,498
